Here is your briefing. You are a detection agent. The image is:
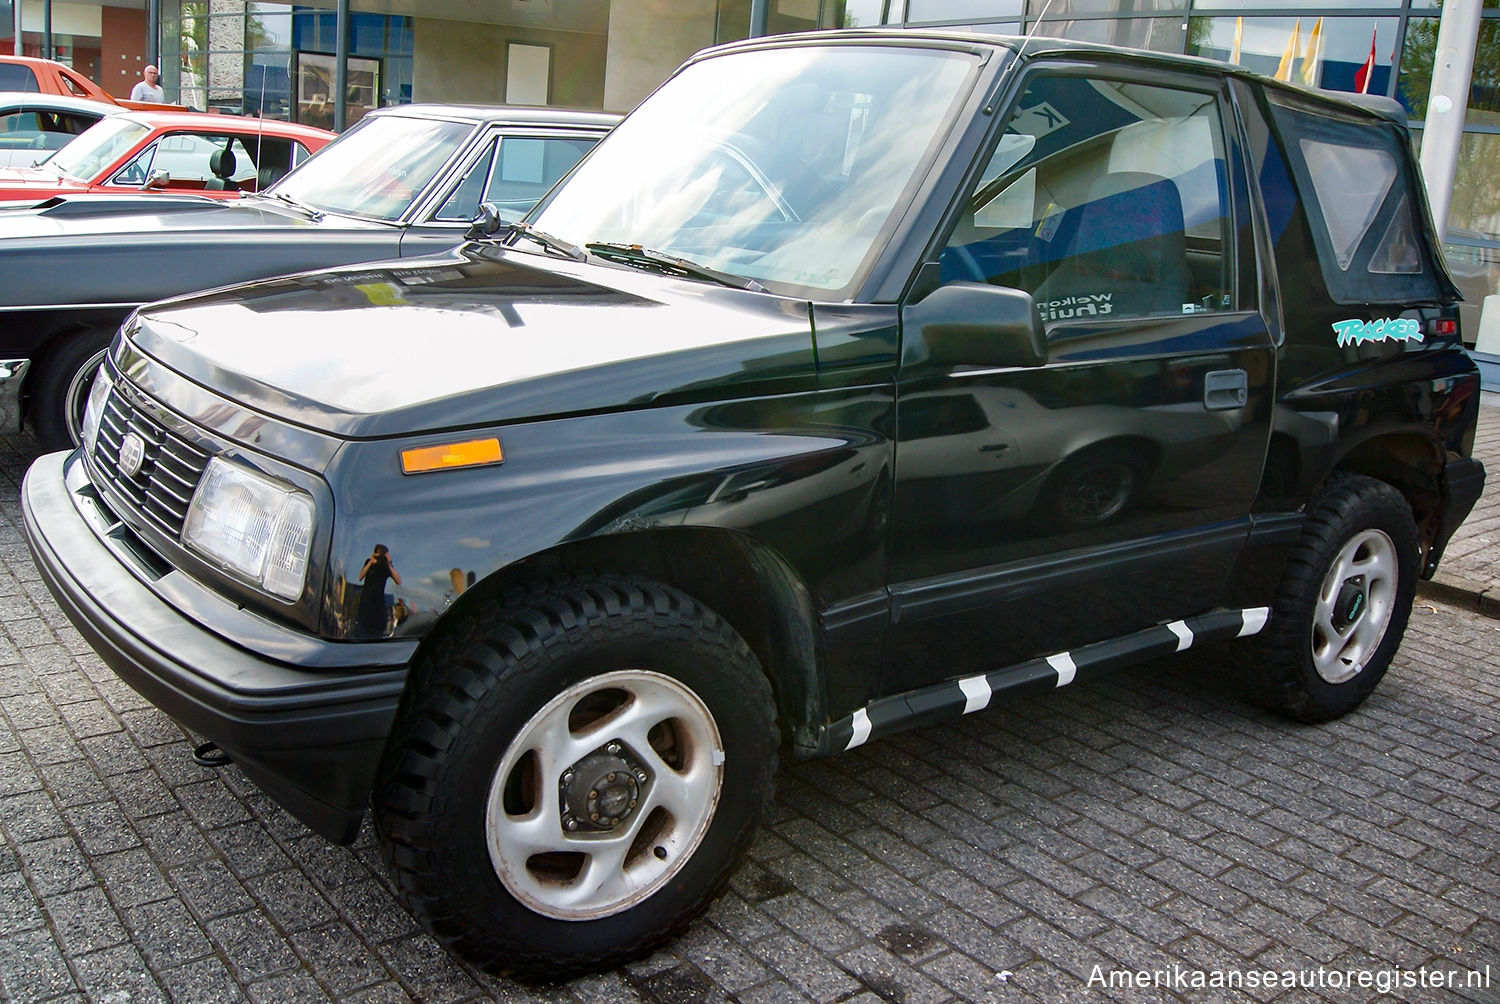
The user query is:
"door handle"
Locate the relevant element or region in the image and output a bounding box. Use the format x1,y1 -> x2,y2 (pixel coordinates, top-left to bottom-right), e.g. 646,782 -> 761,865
1204,369 -> 1248,411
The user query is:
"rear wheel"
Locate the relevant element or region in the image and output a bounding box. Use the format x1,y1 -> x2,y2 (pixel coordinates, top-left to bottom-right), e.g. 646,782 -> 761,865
373,576 -> 777,980
1248,473 -> 1418,723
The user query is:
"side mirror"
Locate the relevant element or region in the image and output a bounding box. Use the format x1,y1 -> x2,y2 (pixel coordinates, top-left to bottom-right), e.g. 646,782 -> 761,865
142,169 -> 170,190
902,282 -> 1046,370
466,201 -> 503,240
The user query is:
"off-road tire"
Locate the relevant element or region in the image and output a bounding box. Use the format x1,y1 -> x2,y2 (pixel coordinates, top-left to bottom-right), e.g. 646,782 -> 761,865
1247,473 -> 1418,723
372,576 -> 777,981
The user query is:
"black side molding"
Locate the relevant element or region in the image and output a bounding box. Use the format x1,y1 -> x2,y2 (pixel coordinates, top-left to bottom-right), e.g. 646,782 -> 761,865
814,607 -> 1270,756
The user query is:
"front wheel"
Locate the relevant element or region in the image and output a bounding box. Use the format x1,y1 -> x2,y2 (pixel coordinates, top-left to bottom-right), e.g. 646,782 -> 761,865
1248,473 -> 1418,723
373,577 -> 777,980
31,329 -> 111,452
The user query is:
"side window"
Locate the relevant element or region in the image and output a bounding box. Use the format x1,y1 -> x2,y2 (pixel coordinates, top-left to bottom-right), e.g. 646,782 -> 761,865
60,111 -> 103,135
941,74 -> 1232,327
242,137 -> 298,188
482,136 -> 595,218
1265,94 -> 1439,304
58,69 -> 92,98
434,138 -> 498,222
114,134 -> 257,186
433,135 -> 597,224
0,64 -> 39,91
113,140 -> 160,185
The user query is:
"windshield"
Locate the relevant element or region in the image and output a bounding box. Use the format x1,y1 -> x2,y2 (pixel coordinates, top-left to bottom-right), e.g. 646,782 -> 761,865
270,114 -> 476,221
530,45 -> 979,299
47,117 -> 150,180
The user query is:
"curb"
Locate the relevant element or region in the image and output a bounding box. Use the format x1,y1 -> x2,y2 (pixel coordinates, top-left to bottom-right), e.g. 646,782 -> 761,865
1417,572 -> 1500,620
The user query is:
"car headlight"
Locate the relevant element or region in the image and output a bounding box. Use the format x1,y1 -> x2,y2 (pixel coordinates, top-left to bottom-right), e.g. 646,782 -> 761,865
183,457 -> 315,601
79,365 -> 114,454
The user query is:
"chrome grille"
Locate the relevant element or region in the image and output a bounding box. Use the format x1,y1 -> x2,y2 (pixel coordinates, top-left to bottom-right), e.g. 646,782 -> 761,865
90,387 -> 211,539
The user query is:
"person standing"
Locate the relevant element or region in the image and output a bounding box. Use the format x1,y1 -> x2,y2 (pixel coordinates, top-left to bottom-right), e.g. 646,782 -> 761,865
355,544 -> 401,636
130,65 -> 164,103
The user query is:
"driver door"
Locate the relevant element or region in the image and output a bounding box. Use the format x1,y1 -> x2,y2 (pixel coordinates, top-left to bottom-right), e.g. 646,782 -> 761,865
883,65 -> 1274,695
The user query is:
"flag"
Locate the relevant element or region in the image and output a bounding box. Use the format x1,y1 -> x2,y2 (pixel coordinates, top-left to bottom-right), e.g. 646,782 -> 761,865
1230,16 -> 1243,65
1275,19 -> 1301,82
1354,26 -> 1377,94
1299,17 -> 1324,87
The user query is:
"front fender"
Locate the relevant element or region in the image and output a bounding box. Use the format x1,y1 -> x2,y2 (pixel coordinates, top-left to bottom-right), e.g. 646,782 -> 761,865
323,387 -> 895,643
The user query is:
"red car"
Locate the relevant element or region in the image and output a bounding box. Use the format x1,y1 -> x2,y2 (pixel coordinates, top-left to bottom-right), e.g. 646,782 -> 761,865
0,109 -> 335,201
0,55 -> 183,112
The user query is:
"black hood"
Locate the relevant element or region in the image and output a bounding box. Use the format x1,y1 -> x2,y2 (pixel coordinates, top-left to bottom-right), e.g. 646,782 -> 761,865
127,246 -> 817,438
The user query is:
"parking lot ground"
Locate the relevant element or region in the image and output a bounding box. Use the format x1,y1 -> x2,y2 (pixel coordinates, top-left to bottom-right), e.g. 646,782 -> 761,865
1,414 -> 1498,1004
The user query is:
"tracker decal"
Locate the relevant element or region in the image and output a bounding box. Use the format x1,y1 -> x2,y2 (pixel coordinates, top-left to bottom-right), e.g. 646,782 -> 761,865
1332,317 -> 1422,349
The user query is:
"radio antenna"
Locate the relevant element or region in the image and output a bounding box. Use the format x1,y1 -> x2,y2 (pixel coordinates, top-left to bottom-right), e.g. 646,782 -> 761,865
252,55 -> 270,190
1019,0 -> 1061,58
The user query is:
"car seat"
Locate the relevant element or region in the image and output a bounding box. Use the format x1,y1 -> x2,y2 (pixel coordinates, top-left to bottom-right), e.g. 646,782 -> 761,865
206,148 -> 238,191
1031,171 -> 1192,321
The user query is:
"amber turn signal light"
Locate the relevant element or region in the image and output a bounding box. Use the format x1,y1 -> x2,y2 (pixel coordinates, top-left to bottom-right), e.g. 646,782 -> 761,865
401,438 -> 503,474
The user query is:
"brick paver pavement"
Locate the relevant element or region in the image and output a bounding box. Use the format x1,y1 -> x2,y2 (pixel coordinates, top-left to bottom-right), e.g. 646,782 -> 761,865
2,425 -> 1497,1004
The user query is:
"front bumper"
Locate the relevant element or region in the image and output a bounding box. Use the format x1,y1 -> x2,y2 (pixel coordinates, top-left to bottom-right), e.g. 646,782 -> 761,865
22,450 -> 415,843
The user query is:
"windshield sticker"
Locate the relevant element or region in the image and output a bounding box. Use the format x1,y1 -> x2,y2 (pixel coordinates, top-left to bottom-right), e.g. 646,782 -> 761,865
1035,201 -> 1065,242
1333,317 -> 1423,348
1012,101 -> 1071,140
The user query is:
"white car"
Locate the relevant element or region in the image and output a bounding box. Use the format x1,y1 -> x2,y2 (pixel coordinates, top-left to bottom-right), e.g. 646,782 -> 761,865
0,91 -> 121,168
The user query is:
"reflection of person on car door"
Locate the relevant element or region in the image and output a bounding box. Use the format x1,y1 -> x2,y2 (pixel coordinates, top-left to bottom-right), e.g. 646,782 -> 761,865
356,544 -> 401,636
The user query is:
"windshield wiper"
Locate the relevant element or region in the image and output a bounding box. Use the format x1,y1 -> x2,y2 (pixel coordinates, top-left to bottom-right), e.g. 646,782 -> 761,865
585,243 -> 765,293
262,189 -> 325,221
505,221 -> 585,262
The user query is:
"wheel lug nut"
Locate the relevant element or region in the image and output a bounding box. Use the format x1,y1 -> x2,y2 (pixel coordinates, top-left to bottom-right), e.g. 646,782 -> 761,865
565,819 -> 578,831
562,772 -> 573,784
606,742 -> 620,754
590,812 -> 599,821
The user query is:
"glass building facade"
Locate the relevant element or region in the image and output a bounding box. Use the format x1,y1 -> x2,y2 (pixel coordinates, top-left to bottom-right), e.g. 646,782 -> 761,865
157,4 -> 412,128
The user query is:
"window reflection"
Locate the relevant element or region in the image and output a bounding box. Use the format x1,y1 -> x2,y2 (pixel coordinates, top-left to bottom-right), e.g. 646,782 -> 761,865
1188,15 -> 1398,93
160,3 -> 412,121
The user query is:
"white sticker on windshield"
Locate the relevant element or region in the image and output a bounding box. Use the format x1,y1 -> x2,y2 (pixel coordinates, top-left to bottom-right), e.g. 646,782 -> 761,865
1332,317 -> 1423,348
1012,101 -> 1071,140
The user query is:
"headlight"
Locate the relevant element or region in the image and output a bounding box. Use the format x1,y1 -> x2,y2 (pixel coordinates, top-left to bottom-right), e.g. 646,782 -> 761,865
183,457 -> 315,601
79,366 -> 114,454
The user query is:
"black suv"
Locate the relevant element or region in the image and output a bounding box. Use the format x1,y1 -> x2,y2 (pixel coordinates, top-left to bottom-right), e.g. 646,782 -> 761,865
23,31 -> 1485,980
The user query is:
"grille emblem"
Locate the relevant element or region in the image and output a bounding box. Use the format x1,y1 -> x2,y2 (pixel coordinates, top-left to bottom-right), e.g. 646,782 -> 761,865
118,432 -> 145,478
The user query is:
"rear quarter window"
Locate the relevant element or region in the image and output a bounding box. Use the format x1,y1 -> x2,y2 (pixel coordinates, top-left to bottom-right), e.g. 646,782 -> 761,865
0,64 -> 39,91
1265,91 -> 1448,306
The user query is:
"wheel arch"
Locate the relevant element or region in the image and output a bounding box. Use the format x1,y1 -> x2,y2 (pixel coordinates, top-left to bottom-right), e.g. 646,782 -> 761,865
406,527 -> 826,752
1330,429 -> 1444,554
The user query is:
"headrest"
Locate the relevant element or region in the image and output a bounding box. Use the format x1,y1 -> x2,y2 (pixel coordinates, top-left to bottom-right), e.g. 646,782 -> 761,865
209,148 -> 236,178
